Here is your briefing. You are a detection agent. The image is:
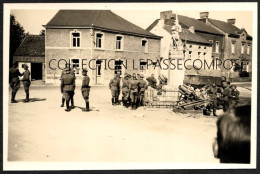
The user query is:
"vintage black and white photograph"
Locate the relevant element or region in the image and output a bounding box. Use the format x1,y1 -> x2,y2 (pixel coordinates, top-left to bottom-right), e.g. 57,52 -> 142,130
3,2 -> 257,170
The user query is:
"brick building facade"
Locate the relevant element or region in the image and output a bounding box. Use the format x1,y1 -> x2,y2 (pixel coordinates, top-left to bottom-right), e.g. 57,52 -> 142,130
44,10 -> 161,85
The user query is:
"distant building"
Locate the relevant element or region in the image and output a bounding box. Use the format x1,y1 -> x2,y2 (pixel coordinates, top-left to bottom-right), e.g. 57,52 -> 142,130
147,11 -> 224,84
13,35 -> 45,81
198,12 -> 252,78
43,10 -> 161,85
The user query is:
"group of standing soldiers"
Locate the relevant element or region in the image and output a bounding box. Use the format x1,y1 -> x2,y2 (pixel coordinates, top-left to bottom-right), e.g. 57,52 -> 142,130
60,67 -> 90,112
9,63 -> 31,103
109,72 -> 149,110
203,79 -> 240,116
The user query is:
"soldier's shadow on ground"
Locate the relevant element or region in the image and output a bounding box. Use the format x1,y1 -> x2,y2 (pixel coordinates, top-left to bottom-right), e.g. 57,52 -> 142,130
16,98 -> 46,103
76,106 -> 99,112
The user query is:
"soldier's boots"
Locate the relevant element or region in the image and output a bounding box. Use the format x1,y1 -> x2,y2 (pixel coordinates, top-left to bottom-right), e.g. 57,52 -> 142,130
131,103 -> 136,110
11,91 -> 18,103
65,100 -> 71,112
115,97 -> 119,105
71,98 -> 75,109
25,93 -> 29,102
112,98 -> 115,105
213,109 -> 217,116
82,102 -> 90,112
61,98 -> 65,107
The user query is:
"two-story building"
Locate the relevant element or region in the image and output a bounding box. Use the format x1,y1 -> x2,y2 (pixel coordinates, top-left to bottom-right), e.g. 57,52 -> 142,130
43,10 -> 161,85
147,11 -> 224,84
198,13 -> 252,78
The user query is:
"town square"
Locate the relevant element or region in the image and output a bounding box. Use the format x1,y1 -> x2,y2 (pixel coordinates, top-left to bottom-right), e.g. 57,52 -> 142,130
3,2 -> 257,170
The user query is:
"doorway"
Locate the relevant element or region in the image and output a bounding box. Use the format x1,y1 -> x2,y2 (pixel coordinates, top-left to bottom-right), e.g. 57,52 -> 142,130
31,63 -> 42,80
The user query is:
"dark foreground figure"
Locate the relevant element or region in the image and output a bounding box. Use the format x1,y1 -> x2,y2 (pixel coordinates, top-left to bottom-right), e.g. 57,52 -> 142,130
213,105 -> 251,163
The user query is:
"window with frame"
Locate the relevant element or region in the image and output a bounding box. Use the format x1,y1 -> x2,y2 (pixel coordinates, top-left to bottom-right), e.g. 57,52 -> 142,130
231,41 -> 236,54
96,60 -> 102,76
247,44 -> 250,55
116,36 -> 123,50
140,60 -> 147,73
241,43 -> 245,54
96,33 -> 103,48
215,41 -> 219,53
72,32 -> 80,47
142,39 -> 148,53
114,60 -> 122,75
71,59 -> 80,75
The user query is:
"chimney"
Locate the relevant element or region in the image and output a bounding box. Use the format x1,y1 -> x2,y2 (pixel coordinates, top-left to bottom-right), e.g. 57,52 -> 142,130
200,12 -> 209,19
227,18 -> 236,25
160,11 -> 173,20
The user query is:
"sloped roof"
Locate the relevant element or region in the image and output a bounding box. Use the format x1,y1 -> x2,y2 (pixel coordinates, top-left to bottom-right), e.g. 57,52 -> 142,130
147,14 -> 223,35
45,10 -> 160,39
207,18 -> 241,35
163,26 -> 211,44
14,35 -> 45,57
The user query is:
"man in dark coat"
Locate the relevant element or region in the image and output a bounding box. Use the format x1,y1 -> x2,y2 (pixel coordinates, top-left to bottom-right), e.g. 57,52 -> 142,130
9,63 -> 23,103
81,68 -> 91,112
22,64 -> 31,102
60,67 -> 75,112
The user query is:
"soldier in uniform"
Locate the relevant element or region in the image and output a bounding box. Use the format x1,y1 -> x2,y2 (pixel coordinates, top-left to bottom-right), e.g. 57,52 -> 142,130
115,72 -> 121,105
207,83 -> 218,116
60,67 -> 76,107
9,63 -> 23,103
60,67 -> 75,112
109,74 -> 120,105
222,82 -> 231,112
146,74 -> 157,89
129,73 -> 139,110
138,74 -> 147,107
81,68 -> 91,112
22,64 -> 31,102
229,85 -> 240,108
121,73 -> 130,107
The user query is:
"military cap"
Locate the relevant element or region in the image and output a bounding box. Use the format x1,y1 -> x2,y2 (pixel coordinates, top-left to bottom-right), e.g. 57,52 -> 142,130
140,74 -> 144,78
82,68 -> 88,72
22,64 -> 28,69
132,73 -> 136,76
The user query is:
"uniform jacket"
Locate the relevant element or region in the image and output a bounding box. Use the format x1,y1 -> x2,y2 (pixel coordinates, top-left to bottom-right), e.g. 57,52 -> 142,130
9,67 -> 22,83
129,79 -> 139,90
138,79 -> 147,92
109,78 -> 119,90
230,90 -> 240,101
81,76 -> 90,91
222,87 -> 231,101
22,70 -> 31,82
61,73 -> 75,92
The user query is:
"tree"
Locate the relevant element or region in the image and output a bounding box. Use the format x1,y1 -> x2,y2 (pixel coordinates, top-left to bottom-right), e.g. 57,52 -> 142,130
10,14 -> 28,66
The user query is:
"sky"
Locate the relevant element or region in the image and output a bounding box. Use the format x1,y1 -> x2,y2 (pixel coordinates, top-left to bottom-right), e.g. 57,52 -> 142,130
10,6 -> 253,36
